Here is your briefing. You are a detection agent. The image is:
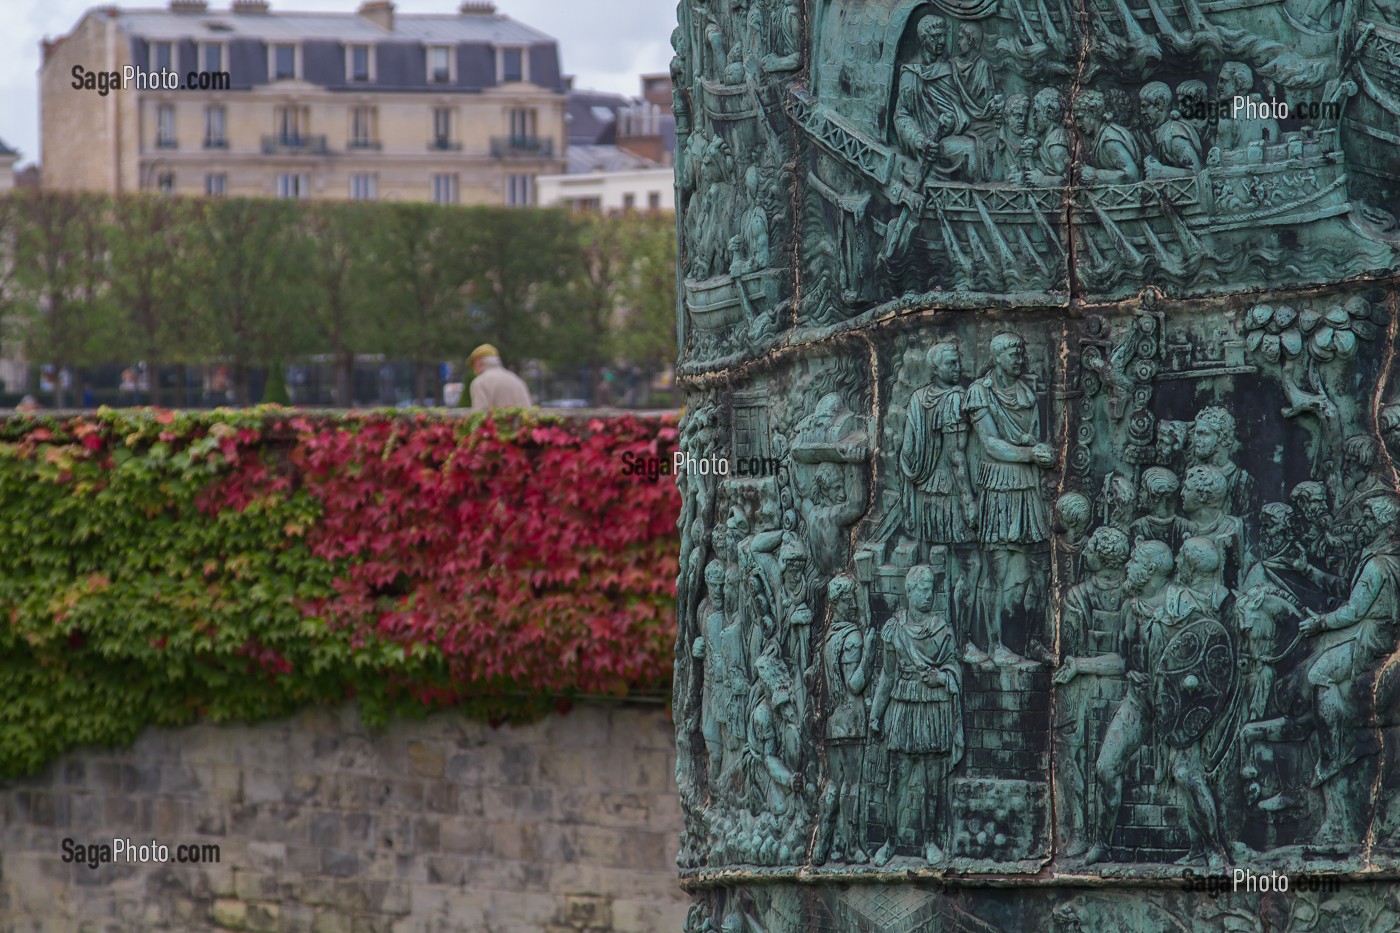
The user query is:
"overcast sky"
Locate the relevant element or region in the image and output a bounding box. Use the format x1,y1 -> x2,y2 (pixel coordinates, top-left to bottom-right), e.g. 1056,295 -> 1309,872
0,0 -> 676,166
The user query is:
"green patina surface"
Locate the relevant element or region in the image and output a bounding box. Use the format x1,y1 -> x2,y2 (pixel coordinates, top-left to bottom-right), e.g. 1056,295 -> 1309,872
671,0 -> 1400,927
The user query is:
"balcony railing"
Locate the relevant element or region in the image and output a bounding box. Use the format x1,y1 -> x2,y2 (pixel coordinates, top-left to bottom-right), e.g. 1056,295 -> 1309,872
204,137 -> 228,150
155,137 -> 178,150
428,138 -> 463,151
261,134 -> 328,155
347,138 -> 383,151
491,135 -> 554,159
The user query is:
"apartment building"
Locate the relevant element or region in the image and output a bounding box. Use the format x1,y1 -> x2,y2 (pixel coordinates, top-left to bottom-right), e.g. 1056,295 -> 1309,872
39,0 -> 566,205
538,75 -> 675,212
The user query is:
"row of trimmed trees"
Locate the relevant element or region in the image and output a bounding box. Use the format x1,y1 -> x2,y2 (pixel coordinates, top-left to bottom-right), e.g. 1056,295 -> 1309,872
0,191 -> 677,407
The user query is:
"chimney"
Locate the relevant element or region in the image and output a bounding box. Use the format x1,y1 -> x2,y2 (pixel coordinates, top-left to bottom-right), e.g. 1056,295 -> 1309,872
459,2 -> 496,14
231,0 -> 270,12
359,0 -> 394,30
170,0 -> 208,11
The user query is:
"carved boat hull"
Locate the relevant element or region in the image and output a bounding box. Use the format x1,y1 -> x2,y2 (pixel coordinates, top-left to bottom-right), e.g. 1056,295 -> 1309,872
684,270 -> 783,331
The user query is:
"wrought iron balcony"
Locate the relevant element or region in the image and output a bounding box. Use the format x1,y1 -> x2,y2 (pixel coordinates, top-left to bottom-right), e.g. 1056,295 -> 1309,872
261,134 -> 328,155
428,138 -> 463,151
347,138 -> 382,151
490,135 -> 554,159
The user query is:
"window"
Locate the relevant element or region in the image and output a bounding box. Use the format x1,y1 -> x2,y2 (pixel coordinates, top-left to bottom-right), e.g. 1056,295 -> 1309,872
508,107 -> 536,140
204,105 -> 226,147
427,46 -> 452,84
648,191 -> 661,210
348,45 -> 372,82
350,173 -> 378,201
569,196 -> 602,212
156,104 -> 176,147
200,42 -> 223,74
432,107 -> 453,148
272,43 -> 297,80
501,47 -> 524,83
277,173 -> 310,199
507,173 -> 534,207
350,106 -> 376,147
432,173 -> 458,205
276,105 -> 305,144
151,41 -> 174,73
623,193 -> 636,211
157,172 -> 176,194
205,173 -> 227,196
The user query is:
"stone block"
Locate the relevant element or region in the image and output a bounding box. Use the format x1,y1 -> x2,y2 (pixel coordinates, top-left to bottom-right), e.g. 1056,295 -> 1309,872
564,893 -> 612,929
406,742 -> 445,779
320,849 -> 360,878
210,898 -> 247,930
411,816 -> 441,852
308,811 -> 341,848
611,896 -> 690,933
244,902 -> 280,932
422,781 -> 457,814
312,910 -> 353,933
344,812 -> 374,845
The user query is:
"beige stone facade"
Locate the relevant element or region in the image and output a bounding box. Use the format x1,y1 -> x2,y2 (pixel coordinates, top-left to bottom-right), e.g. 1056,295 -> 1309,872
39,2 -> 567,205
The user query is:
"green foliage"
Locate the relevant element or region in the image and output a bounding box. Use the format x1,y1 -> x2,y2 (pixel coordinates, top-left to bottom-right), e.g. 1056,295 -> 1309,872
192,198 -> 316,404
106,195 -> 208,406
614,212 -> 681,376
0,409 -> 444,778
0,193 -> 680,405
8,191 -> 115,406
466,206 -> 587,366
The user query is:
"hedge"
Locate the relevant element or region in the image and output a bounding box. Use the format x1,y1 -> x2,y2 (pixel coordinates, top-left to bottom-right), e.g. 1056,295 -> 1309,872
0,408 -> 680,779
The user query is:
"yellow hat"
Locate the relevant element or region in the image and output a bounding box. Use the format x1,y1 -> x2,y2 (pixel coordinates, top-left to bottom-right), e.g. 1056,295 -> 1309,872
469,344 -> 499,363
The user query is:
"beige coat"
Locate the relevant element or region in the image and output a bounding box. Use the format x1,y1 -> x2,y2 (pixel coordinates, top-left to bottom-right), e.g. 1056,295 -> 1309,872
469,361 -> 532,409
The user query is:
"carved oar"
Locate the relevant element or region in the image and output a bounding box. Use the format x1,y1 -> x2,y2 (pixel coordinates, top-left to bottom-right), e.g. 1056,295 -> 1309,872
1083,187 -> 1145,266
1140,219 -> 1186,277
1036,0 -> 1064,51
1154,187 -> 1212,260
1031,193 -> 1067,259
929,193 -> 977,280
1005,0 -> 1039,45
1018,226 -> 1052,279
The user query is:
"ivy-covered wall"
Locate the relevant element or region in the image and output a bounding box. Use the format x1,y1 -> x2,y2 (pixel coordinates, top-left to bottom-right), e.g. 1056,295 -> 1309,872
0,409 -> 680,780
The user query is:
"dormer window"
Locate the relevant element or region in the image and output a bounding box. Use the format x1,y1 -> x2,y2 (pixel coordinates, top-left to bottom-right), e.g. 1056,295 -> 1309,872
348,44 -> 373,82
271,43 -> 298,81
151,41 -> 174,73
200,42 -> 224,73
427,46 -> 453,84
495,46 -> 529,84
501,47 -> 524,83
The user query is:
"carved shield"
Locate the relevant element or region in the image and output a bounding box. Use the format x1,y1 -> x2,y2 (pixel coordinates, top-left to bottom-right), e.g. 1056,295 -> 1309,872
1153,618 -> 1235,748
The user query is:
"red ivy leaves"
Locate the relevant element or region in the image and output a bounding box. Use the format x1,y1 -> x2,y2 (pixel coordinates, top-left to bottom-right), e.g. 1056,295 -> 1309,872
205,411 -> 681,703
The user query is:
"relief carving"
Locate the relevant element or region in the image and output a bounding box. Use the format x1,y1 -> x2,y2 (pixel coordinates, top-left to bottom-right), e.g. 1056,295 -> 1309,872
673,0 -> 1400,924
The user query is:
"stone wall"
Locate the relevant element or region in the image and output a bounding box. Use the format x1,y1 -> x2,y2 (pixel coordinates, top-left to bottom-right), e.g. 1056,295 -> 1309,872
0,703 -> 688,933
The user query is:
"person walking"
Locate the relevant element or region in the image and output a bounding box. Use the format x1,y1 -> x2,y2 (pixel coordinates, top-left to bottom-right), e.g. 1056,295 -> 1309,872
468,344 -> 532,410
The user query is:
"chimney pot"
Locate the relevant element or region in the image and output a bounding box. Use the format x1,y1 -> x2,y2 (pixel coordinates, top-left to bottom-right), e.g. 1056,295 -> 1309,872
359,0 -> 395,30
459,2 -> 496,14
